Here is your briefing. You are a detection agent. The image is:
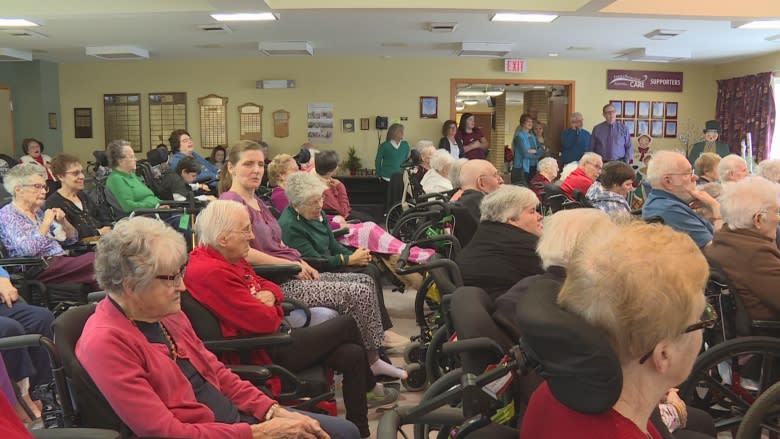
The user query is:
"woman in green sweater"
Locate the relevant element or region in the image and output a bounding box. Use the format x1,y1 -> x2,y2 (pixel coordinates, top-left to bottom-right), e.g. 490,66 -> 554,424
105,139 -> 161,214
374,123 -> 410,180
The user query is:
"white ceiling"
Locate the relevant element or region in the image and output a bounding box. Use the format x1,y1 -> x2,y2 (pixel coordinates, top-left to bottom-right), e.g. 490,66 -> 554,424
1,0 -> 780,64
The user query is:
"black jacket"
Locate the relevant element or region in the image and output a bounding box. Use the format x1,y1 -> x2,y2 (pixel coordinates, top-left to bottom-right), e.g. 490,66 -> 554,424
456,221 -> 544,298
438,136 -> 464,158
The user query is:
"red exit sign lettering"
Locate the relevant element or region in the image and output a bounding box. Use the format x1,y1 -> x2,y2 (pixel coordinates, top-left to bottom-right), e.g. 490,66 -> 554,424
504,59 -> 527,73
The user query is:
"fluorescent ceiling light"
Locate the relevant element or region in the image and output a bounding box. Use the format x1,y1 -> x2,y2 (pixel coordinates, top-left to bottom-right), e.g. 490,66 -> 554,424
455,103 -> 465,111
463,99 -> 479,106
485,88 -> 504,97
0,48 -> 32,61
457,90 -> 485,96
210,12 -> 278,22
86,46 -> 149,60
548,52 -> 559,57
458,42 -> 513,57
0,18 -> 39,27
490,13 -> 558,23
259,41 -> 313,56
739,20 -> 780,29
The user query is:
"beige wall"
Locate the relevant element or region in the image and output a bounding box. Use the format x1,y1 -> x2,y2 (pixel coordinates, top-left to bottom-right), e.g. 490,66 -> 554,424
715,50 -> 780,80
58,56 -> 719,166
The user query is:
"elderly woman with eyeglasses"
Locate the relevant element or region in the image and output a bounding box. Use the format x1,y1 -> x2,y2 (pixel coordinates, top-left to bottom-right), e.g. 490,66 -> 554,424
45,153 -> 112,241
77,216 -> 357,439
522,222 -> 713,439
706,177 -> 780,322
0,164 -> 97,288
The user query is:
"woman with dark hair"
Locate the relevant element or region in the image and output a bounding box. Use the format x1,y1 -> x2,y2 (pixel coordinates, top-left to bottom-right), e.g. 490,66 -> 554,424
374,123 -> 410,181
438,120 -> 464,159
456,113 -> 488,160
167,129 -> 219,182
45,153 -> 112,241
512,114 -> 542,184
209,145 -> 227,171
161,156 -> 215,202
19,138 -> 54,182
586,161 -> 635,217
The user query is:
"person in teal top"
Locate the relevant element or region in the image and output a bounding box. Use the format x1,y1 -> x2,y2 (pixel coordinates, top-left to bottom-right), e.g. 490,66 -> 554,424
512,114 -> 544,185
374,123 -> 410,180
105,139 -> 161,213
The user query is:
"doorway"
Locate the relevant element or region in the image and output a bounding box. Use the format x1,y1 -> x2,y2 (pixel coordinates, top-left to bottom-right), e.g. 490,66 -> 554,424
450,78 -> 575,169
0,85 -> 13,156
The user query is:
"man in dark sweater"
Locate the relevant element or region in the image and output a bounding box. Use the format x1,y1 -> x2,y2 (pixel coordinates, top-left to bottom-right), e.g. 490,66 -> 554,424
456,159 -> 504,222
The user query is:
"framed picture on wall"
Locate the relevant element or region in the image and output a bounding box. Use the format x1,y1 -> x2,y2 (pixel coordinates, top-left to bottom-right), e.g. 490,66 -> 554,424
651,101 -> 664,119
420,96 -> 438,119
360,118 -> 370,130
664,120 -> 678,138
623,101 -> 636,118
665,102 -> 678,119
638,101 -> 650,118
623,119 -> 636,137
637,119 -> 650,135
342,119 -> 355,133
651,119 -> 664,138
609,100 -> 623,117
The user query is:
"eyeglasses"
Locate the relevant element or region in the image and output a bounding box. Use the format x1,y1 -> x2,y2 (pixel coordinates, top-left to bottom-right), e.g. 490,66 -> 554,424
306,196 -> 325,206
639,303 -> 717,364
21,183 -> 49,193
155,264 -> 187,287
231,226 -> 253,237
63,169 -> 85,176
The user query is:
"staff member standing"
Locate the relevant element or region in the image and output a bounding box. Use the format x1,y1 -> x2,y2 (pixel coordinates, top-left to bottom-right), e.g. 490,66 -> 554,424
588,104 -> 632,163
374,123 -> 410,181
560,112 -> 591,165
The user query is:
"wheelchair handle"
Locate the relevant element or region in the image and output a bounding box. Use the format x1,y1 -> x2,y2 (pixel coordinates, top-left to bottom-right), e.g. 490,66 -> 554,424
441,338 -> 505,359
397,234 -> 462,272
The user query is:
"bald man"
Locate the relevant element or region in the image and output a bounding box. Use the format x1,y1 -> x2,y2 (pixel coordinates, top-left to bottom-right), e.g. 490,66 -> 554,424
457,159 -> 504,222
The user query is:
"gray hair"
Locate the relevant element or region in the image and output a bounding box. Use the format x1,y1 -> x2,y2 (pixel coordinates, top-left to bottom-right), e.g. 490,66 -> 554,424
480,185 -> 538,223
559,162 -> 579,181
646,150 -> 685,188
285,171 -> 327,208
4,163 -> 47,196
94,216 -> 187,294
415,140 -> 435,154
718,154 -> 748,183
386,123 -> 404,143
449,158 -> 468,189
429,149 -> 454,173
570,112 -> 583,122
579,152 -> 601,168
720,176 -> 780,230
107,139 -> 132,168
537,209 -> 613,269
537,157 -> 558,177
195,200 -> 247,248
757,159 -> 780,183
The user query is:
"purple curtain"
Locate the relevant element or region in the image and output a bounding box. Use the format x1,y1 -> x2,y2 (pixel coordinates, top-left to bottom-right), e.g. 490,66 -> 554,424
716,72 -> 775,160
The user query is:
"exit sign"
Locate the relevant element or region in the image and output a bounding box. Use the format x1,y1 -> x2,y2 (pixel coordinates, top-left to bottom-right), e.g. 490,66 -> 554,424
504,59 -> 527,73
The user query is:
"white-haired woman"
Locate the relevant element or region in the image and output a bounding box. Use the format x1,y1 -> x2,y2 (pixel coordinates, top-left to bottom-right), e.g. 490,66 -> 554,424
706,177 -> 780,321
415,140 -> 436,180
529,157 -> 559,200
523,222 -> 712,439
0,163 -> 97,288
455,185 -> 544,298
77,216 -> 357,439
718,154 -> 749,184
757,159 -> 780,184
420,149 -> 454,194
219,141 -> 408,379
184,200 -> 397,438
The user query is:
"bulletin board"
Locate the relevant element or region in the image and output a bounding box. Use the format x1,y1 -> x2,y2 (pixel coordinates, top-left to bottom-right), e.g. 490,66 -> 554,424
104,94 -> 142,151
149,92 -> 187,148
198,94 -> 228,149
238,103 -> 263,142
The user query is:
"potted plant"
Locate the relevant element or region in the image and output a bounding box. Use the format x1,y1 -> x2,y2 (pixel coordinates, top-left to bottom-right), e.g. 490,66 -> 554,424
343,146 -> 362,176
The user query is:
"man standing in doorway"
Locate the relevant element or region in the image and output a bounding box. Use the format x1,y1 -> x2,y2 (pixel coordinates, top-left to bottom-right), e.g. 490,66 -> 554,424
588,104 -> 632,163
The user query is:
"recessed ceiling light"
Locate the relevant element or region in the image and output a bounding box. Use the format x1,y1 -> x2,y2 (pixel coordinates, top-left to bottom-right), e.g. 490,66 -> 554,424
463,99 -> 480,106
0,18 -> 39,27
210,12 -> 277,22
455,103 -> 465,111
548,52 -> 559,57
490,13 -> 558,23
739,20 -> 780,29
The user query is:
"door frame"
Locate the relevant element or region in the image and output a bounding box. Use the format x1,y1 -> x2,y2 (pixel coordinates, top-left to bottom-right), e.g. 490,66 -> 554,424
449,78 -> 575,122
0,84 -> 14,156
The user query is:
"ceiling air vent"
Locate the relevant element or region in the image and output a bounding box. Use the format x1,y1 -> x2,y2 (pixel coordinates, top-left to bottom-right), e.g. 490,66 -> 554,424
259,41 -> 313,56
429,22 -> 457,33
198,24 -> 232,33
644,29 -> 685,40
621,47 -> 691,63
86,46 -> 149,60
0,48 -> 32,61
458,42 -> 513,57
1,29 -> 48,38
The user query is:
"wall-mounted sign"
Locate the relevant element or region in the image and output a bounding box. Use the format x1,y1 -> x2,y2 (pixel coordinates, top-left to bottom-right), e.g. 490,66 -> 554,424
504,59 -> 527,73
607,70 -> 683,92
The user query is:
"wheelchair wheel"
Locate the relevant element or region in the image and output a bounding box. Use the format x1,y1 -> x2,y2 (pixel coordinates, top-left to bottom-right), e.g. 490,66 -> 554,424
391,213 -> 432,243
425,326 -> 460,384
679,336 -> 780,433
385,202 -> 407,232
413,368 -> 464,439
402,362 -> 428,392
736,379 -> 780,439
403,341 -> 425,365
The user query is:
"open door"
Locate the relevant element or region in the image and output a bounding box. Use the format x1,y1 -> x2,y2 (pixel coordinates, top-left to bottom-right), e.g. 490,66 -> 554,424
0,85 -> 13,156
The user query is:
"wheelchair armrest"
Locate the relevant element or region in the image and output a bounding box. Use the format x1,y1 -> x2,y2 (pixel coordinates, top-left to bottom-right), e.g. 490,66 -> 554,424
281,297 -> 311,327
442,338 -> 505,358
203,333 -> 293,353
252,264 -> 302,283
228,364 -> 273,382
301,257 -> 330,272
333,227 -> 350,238
0,333 -> 43,350
87,291 -> 107,303
32,429 -> 121,439
0,256 -> 47,268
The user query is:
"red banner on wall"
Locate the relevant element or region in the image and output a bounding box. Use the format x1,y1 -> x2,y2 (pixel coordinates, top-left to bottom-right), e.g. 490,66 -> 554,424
607,70 -> 683,92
